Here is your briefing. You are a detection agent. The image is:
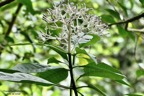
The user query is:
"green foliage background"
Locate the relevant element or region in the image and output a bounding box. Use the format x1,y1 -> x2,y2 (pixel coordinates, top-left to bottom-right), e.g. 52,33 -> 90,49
0,0 -> 144,96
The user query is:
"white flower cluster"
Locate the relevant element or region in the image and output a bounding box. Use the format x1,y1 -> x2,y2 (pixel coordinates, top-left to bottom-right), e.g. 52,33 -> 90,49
39,3 -> 108,52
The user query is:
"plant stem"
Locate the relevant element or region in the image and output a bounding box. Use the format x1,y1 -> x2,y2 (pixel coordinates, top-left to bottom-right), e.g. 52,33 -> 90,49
68,53 -> 78,96
67,21 -> 78,96
70,79 -> 72,96
72,54 -> 76,65
70,54 -> 76,96
68,24 -> 71,53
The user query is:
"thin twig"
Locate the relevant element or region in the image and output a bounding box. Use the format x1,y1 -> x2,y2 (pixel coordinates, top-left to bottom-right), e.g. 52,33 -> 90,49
0,0 -> 15,7
77,86 -> 89,89
0,3 -> 22,57
109,12 -> 144,26
8,43 -> 40,46
134,34 -> 139,62
5,3 -> 22,38
77,91 -> 84,96
127,28 -> 144,33
55,84 -> 71,89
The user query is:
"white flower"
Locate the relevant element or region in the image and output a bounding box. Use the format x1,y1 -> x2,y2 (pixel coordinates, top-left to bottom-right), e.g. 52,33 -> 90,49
39,2 -> 109,52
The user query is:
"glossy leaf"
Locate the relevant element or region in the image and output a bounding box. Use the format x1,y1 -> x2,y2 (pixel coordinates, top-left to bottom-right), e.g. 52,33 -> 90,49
82,62 -> 125,80
38,68 -> 68,84
12,63 -> 50,73
116,79 -> 131,86
0,71 -> 52,86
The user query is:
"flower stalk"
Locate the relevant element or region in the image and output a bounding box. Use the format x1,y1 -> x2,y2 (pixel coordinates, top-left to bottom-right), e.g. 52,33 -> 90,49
68,23 -> 72,53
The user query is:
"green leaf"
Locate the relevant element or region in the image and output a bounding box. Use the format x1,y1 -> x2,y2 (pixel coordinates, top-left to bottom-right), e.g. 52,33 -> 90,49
0,35 -> 4,43
0,71 -> 52,86
51,90 -> 61,96
12,63 -> 50,73
106,9 -> 120,19
118,2 -> 128,16
76,47 -> 97,63
118,26 -> 135,40
47,45 -> 68,60
21,31 -> 33,43
139,0 -> 144,7
116,79 -> 131,86
125,93 -> 144,96
48,57 -> 61,64
86,82 -> 106,96
101,15 -> 116,23
16,0 -> 35,14
129,0 -> 134,9
0,1 -> 17,11
117,26 -> 128,37
0,69 -> 19,73
80,35 -> 100,47
5,36 -> 14,43
20,31 -> 36,51
38,68 -> 68,84
127,31 -> 135,41
82,62 -> 125,80
136,69 -> 144,77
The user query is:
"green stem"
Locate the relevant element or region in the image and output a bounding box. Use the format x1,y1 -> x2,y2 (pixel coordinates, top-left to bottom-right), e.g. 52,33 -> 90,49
70,54 -> 76,96
68,53 -> 78,96
68,24 -> 71,53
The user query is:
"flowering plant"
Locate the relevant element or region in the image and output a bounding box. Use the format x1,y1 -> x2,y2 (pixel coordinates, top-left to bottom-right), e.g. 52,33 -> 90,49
36,2 -> 125,96
0,2 -> 127,96
39,2 -> 108,53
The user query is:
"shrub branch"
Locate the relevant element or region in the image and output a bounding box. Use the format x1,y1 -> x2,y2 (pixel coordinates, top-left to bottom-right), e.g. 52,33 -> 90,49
109,12 -> 144,27
0,0 -> 15,7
